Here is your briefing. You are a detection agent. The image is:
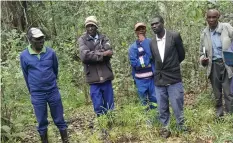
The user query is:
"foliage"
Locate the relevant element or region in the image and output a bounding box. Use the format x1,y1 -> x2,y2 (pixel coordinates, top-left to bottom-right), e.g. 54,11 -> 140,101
1,1 -> 233,143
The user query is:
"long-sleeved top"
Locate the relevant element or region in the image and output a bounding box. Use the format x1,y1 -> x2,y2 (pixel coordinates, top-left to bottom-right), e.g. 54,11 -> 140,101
78,32 -> 114,84
20,46 -> 58,93
200,22 -> 233,78
128,38 -> 155,79
150,30 -> 185,86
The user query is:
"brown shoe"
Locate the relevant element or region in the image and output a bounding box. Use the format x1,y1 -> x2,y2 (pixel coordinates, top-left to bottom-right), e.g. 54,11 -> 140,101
159,127 -> 171,138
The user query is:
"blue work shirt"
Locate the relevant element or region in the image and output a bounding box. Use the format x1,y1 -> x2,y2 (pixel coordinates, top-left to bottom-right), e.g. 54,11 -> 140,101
210,30 -> 222,60
20,46 -> 58,94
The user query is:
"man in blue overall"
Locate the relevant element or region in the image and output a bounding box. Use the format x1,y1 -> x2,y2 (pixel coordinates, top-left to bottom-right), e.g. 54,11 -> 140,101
128,22 -> 157,110
78,16 -> 114,116
20,28 -> 68,143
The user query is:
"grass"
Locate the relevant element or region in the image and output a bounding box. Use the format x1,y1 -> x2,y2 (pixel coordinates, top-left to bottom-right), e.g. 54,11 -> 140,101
82,92 -> 233,143
2,87 -> 233,143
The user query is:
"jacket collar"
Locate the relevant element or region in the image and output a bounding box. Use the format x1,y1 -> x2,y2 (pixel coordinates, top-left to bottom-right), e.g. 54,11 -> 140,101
204,22 -> 223,34
84,32 -> 104,41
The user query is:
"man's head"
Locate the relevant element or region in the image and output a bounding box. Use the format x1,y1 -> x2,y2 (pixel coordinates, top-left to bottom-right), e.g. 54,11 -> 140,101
27,27 -> 45,51
85,16 -> 98,37
206,9 -> 220,30
134,22 -> 146,36
150,15 -> 164,34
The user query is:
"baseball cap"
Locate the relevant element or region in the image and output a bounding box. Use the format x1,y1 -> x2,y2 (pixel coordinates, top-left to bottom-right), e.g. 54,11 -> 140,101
134,22 -> 146,31
28,27 -> 45,38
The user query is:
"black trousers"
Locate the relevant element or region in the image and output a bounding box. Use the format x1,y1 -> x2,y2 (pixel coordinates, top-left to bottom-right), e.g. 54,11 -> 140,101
210,60 -> 233,116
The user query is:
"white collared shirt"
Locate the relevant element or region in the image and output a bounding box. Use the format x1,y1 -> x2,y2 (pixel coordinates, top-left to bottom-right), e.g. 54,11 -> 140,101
156,30 -> 166,62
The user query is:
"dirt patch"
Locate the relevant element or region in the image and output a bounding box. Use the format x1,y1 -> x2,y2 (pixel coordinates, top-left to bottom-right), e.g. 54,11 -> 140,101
184,92 -> 198,107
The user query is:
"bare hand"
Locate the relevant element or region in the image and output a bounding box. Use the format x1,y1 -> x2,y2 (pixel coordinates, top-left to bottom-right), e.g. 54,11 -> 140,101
138,34 -> 145,42
201,58 -> 209,66
103,50 -> 113,57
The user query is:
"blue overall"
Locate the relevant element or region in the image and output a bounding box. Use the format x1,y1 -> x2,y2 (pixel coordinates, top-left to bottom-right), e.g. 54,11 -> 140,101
128,38 -> 157,108
90,80 -> 114,116
20,46 -> 67,135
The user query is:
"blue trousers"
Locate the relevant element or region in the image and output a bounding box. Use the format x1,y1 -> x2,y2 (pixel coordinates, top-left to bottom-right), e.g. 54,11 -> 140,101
90,80 -> 114,116
135,78 -> 157,108
31,88 -> 67,135
155,82 -> 184,127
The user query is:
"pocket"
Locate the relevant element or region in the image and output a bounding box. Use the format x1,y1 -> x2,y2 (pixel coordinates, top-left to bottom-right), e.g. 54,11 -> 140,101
84,64 -> 90,75
106,62 -> 112,72
177,82 -> 184,93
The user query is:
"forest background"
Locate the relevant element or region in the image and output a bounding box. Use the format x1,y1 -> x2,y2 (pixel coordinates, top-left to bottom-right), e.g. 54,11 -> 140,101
1,1 -> 233,143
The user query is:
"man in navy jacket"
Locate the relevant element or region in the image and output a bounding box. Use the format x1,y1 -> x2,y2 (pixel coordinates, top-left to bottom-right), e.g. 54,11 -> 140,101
20,28 -> 68,143
128,22 -> 157,110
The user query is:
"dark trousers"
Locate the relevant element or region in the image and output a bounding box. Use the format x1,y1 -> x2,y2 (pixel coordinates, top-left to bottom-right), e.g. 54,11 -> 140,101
135,78 -> 157,108
210,61 -> 233,116
231,78 -> 233,94
90,80 -> 114,116
31,88 -> 67,135
155,82 -> 184,127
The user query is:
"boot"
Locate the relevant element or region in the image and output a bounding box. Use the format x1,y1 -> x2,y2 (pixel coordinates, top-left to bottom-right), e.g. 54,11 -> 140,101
60,129 -> 69,143
40,132 -> 48,143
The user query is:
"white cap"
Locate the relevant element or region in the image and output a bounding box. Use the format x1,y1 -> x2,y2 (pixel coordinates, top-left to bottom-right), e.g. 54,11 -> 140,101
28,28 -> 44,38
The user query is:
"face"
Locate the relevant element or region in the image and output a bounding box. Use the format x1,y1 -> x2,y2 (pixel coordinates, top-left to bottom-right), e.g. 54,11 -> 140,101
206,10 -> 219,29
151,17 -> 164,34
135,26 -> 146,36
86,24 -> 97,37
30,36 -> 45,51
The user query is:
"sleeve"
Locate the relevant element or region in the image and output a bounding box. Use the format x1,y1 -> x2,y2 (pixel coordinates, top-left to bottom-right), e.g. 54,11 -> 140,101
103,36 -> 112,51
102,36 -> 112,61
199,33 -> 205,62
52,51 -> 58,79
20,54 -> 30,92
226,23 -> 233,40
175,32 -> 185,63
78,37 -> 104,64
128,44 -> 151,68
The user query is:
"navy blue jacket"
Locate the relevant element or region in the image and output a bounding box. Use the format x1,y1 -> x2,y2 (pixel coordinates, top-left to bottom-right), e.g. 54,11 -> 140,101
128,38 -> 155,79
20,47 -> 58,93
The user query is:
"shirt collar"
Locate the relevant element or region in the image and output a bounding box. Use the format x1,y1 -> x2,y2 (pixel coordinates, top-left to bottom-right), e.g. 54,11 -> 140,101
89,34 -> 99,40
156,29 -> 166,41
28,45 -> 46,55
209,22 -> 220,32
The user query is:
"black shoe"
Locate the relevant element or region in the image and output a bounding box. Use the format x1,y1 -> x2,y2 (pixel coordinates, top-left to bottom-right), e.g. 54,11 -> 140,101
159,128 -> 171,138
40,132 -> 48,143
60,129 -> 69,143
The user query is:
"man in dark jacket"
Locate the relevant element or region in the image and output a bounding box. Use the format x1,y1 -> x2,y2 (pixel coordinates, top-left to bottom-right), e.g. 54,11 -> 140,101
150,16 -> 186,138
20,28 -> 68,143
78,16 -> 114,116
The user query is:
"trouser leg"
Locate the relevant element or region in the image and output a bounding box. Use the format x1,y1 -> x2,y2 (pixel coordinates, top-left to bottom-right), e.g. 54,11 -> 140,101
167,82 -> 184,127
47,89 -> 67,131
90,83 -> 105,116
210,62 -> 224,117
31,93 -> 48,136
222,73 -> 233,114
155,86 -> 170,126
135,79 -> 147,106
102,80 -> 114,112
148,79 -> 157,109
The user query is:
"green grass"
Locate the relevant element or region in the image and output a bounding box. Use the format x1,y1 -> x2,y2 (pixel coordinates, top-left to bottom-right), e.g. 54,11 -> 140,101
2,88 -> 233,143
